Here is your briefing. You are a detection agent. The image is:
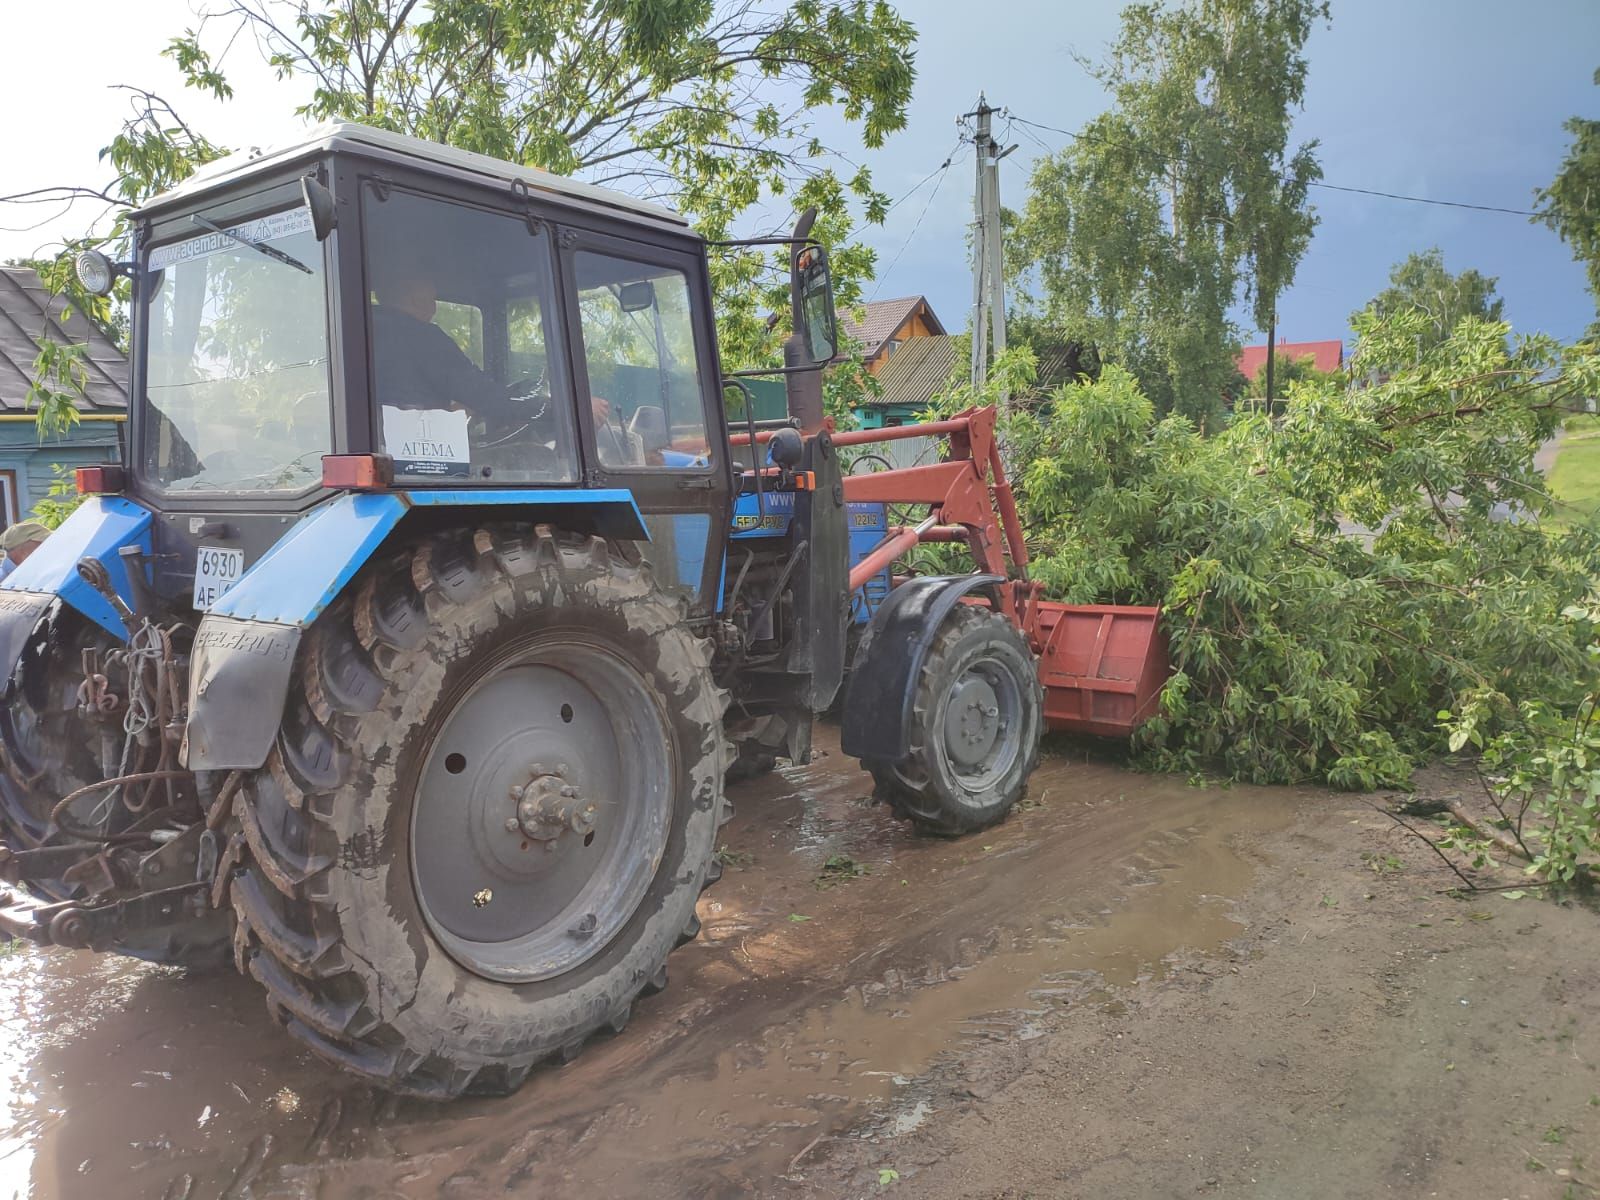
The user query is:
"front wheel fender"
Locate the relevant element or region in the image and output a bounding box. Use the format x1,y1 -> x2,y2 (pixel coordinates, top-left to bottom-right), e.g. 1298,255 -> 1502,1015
839,574 -> 1004,763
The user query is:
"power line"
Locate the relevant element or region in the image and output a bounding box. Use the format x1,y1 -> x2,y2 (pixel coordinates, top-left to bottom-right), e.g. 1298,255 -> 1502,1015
844,140 -> 963,242
1006,113 -> 1540,218
870,154 -> 958,300
1307,181 -> 1537,217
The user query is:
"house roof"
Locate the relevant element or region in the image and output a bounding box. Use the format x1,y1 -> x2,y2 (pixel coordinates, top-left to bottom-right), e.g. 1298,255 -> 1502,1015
1237,339 -> 1343,381
0,268 -> 128,413
862,335 -> 1092,410
838,296 -> 945,360
866,334 -> 962,409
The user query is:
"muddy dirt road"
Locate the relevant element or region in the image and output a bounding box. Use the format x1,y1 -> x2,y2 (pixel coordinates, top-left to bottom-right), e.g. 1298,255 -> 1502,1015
2,736 -> 1597,1199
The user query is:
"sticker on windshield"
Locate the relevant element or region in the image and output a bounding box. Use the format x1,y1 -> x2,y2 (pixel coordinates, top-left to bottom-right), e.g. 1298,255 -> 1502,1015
383,406 -> 471,477
149,207 -> 314,270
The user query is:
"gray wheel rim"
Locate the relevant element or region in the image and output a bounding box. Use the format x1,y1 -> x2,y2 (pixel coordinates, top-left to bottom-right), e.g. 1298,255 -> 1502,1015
938,653 -> 1024,794
410,637 -> 673,983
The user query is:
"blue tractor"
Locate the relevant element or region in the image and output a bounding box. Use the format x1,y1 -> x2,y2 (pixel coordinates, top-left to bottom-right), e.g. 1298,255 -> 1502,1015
0,126 -> 1045,1097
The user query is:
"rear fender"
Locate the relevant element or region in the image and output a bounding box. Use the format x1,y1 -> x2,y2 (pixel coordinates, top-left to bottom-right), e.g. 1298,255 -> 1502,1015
0,497 -> 152,692
183,488 -> 649,771
839,574 -> 1004,763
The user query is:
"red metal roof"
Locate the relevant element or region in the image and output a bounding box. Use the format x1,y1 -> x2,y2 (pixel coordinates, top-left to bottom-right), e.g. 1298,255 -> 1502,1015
1237,339 -> 1343,381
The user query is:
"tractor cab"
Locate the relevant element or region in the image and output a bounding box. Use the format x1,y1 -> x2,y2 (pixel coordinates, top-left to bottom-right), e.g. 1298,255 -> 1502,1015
70,123 -> 772,618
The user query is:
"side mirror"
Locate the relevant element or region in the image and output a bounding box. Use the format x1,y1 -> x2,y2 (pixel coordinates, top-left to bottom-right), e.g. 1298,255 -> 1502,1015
791,242 -> 838,365
617,280 -> 656,313
629,405 -> 669,454
300,175 -> 337,241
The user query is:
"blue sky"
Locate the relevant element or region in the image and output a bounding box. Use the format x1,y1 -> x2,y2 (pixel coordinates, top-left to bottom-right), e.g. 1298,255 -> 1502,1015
836,0 -> 1600,350
2,1 -> 1595,352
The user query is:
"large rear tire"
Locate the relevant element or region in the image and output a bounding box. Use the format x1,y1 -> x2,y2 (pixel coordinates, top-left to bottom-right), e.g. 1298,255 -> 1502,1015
0,608 -> 104,849
226,525 -> 728,1098
863,605 -> 1042,836
0,608 -> 231,967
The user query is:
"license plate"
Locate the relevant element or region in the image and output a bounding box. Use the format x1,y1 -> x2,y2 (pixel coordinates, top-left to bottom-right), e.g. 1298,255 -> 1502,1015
192,546 -> 245,611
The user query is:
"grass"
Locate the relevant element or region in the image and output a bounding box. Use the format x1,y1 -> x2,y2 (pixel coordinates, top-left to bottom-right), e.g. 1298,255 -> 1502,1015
1544,414 -> 1600,531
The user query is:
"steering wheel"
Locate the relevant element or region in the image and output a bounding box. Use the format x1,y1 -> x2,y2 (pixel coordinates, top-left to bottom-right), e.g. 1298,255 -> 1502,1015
478,383 -> 554,443
472,384 -> 565,479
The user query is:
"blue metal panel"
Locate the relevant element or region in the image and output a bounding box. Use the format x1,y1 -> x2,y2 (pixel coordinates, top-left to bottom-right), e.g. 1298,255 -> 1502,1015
210,492 -> 406,626
212,488 -> 651,628
0,496 -> 151,638
671,513 -> 711,597
848,501 -> 891,626
404,488 -> 649,542
731,488 -> 795,538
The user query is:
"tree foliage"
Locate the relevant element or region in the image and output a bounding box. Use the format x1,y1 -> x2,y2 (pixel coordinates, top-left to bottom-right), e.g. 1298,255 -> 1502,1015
972,314 -> 1600,798
22,90 -> 226,437
1012,0 -> 1328,428
1535,67 -> 1600,339
1359,247 -> 1505,363
165,0 -> 917,365
22,2 -> 917,433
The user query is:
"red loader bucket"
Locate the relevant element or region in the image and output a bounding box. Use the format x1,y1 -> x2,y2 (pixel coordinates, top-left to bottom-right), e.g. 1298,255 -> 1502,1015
1034,603 -> 1170,738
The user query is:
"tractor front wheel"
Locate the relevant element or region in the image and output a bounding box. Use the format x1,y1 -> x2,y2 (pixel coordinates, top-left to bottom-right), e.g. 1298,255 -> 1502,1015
864,605 -> 1042,836
227,526 -> 728,1098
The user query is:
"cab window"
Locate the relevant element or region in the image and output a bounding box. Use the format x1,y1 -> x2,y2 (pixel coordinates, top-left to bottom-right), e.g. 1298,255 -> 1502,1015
572,252 -> 711,470
362,186 -> 573,483
434,300 -> 484,367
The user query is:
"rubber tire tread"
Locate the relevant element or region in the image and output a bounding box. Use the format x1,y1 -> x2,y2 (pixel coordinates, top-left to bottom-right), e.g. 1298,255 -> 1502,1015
864,605 -> 1043,837
228,524 -> 729,1098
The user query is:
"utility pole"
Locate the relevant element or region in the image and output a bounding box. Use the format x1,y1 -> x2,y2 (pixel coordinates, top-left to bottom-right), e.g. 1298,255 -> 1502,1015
965,95 -> 1017,399
1264,307 -> 1276,415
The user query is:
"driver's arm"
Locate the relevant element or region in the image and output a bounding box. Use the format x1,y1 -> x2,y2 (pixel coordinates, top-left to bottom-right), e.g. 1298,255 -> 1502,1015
420,323 -> 506,413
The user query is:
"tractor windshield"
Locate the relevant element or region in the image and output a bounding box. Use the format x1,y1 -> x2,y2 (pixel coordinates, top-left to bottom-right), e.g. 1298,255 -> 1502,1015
141,204 -> 331,493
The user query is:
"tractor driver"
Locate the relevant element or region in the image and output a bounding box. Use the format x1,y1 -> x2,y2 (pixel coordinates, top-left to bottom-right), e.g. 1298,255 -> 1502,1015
371,273 -> 513,418
372,271 -> 641,466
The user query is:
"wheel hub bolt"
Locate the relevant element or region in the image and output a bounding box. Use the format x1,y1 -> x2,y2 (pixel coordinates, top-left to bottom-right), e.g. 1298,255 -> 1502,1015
509,769 -> 598,843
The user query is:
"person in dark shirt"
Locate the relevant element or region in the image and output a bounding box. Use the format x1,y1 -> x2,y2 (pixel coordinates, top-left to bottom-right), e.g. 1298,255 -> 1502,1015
371,272 -> 640,466
371,275 -> 506,414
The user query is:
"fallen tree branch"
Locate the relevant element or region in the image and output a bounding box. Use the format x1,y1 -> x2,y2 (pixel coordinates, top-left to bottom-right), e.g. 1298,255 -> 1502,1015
1442,797 -> 1532,863
1368,801 -> 1483,891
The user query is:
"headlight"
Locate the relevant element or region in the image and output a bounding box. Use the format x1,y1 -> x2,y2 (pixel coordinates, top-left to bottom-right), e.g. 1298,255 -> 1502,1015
74,249 -> 115,296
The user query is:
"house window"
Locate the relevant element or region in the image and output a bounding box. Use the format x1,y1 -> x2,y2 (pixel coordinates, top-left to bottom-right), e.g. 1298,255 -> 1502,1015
0,470 -> 18,525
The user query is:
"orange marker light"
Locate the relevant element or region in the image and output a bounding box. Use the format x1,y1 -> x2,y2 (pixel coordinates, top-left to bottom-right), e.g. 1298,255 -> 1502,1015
74,465 -> 125,495
321,454 -> 393,490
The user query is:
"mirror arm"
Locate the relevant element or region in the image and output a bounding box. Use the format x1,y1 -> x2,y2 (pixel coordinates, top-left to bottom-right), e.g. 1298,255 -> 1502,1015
704,235 -> 824,250
725,364 -> 828,378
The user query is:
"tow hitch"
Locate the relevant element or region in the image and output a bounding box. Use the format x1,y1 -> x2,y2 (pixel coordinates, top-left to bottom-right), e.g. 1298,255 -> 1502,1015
0,874 -> 209,949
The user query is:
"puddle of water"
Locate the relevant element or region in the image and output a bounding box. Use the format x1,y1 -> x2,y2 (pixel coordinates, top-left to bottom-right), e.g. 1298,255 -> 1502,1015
0,735 -> 1295,1200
